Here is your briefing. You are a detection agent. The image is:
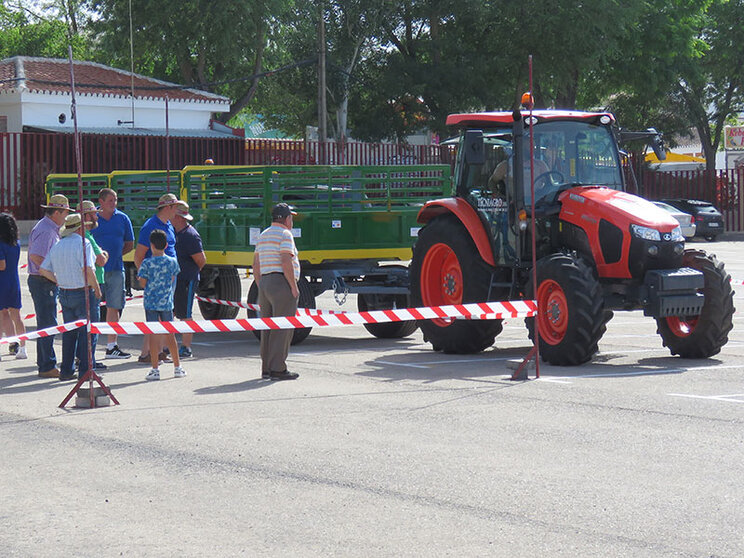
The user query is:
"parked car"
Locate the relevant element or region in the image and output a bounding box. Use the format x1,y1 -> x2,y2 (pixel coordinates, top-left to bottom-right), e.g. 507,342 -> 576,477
651,201 -> 696,240
660,198 -> 725,241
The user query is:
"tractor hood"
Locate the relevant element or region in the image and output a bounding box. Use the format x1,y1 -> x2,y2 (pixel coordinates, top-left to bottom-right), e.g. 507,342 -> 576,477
559,186 -> 679,230
558,186 -> 683,279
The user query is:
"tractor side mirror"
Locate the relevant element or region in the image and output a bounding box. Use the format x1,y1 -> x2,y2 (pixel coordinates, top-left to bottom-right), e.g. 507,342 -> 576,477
648,128 -> 666,161
463,129 -> 485,165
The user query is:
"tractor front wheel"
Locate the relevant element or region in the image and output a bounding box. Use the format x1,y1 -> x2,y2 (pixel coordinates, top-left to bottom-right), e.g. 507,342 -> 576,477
526,253 -> 608,365
410,216 -> 503,354
655,249 -> 734,358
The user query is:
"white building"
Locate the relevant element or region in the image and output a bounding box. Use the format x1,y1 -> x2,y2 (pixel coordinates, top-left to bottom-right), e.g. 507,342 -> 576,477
0,56 -> 232,136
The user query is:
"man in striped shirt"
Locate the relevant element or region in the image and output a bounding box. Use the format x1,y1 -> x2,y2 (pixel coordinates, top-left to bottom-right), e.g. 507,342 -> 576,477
253,203 -> 300,381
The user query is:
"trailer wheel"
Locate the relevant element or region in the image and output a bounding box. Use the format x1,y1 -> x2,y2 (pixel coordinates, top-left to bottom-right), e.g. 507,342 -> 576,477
246,276 -> 316,345
357,293 -> 418,338
198,266 -> 241,320
526,252 -> 608,365
411,215 -> 503,354
655,249 -> 734,358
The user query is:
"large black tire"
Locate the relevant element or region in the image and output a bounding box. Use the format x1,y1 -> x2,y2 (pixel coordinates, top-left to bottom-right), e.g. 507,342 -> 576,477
526,252 -> 609,365
655,249 -> 734,358
357,293 -> 418,338
410,215 -> 503,354
197,266 -> 241,320
246,276 -> 316,345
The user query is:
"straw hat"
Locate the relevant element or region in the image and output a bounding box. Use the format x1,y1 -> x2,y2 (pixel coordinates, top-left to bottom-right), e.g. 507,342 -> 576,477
156,193 -> 188,210
77,200 -> 99,229
41,194 -> 71,210
60,213 -> 84,237
77,200 -> 98,214
174,203 -> 193,221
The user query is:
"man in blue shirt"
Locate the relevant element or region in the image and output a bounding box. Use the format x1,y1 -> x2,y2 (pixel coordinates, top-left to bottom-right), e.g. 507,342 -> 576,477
172,204 -> 206,358
91,188 -> 135,360
134,193 -> 182,363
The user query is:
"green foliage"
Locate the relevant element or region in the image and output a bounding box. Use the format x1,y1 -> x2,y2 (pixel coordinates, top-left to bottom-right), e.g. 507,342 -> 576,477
0,4 -> 89,59
1,0 -> 741,165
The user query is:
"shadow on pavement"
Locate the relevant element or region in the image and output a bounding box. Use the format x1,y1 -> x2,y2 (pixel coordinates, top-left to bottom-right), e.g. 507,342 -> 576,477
193,378 -> 270,395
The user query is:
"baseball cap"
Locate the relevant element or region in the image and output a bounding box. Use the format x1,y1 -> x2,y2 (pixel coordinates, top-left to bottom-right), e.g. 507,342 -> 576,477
271,203 -> 297,219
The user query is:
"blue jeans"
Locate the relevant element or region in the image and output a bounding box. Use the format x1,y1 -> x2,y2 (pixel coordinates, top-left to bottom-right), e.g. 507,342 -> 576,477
59,288 -> 97,378
28,275 -> 58,373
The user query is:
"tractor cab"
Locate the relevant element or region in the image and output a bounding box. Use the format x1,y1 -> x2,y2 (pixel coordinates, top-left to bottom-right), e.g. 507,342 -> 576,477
450,111 -> 626,265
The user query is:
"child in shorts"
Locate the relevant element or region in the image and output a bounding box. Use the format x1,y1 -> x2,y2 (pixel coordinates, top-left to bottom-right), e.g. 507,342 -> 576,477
137,229 -> 185,381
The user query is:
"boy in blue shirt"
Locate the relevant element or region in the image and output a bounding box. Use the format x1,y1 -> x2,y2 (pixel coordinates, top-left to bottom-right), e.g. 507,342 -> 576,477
137,229 -> 185,381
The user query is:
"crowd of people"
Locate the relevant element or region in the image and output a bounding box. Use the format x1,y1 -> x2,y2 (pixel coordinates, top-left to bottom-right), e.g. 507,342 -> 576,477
0,189 -> 207,382
0,191 -> 302,383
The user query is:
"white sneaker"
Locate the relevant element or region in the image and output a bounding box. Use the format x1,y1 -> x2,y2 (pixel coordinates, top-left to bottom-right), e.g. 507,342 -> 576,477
145,369 -> 160,381
174,366 -> 186,378
15,346 -> 28,360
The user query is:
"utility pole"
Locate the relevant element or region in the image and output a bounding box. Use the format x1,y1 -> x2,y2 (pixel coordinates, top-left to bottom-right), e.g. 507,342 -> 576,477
318,0 -> 328,164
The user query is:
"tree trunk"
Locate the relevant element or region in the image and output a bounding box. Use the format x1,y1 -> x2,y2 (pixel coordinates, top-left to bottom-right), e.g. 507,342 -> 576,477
217,21 -> 266,123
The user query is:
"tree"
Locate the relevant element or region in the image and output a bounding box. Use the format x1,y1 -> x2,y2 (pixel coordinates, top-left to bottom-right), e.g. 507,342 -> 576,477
0,1 -> 89,59
672,0 -> 744,170
90,0 -> 291,123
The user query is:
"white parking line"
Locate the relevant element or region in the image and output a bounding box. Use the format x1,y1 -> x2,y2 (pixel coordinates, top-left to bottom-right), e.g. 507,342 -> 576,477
668,393 -> 744,403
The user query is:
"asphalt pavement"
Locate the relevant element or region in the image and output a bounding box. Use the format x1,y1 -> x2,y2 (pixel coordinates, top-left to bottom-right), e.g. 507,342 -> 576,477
1,237 -> 743,557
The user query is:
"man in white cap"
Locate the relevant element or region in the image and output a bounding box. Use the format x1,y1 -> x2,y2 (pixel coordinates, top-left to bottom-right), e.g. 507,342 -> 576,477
172,202 -> 206,358
27,194 -> 71,378
39,213 -> 102,381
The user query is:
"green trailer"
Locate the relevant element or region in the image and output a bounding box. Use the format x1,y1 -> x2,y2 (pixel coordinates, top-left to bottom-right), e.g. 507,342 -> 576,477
46,163 -> 451,342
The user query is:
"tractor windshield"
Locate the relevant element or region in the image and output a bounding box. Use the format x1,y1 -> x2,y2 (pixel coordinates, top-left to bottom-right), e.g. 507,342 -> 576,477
520,120 -> 624,202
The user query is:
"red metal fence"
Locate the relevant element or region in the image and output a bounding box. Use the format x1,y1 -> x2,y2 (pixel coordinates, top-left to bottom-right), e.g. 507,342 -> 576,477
639,168 -> 744,232
3,132 -> 744,232
245,138 -> 455,166
0,132 -> 244,219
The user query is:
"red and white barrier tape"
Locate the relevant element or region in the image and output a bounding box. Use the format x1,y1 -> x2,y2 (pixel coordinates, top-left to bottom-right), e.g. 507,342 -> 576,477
22,294 -> 144,321
0,320 -> 88,345
1,300 -> 536,344
195,295 -> 348,316
92,300 -> 536,335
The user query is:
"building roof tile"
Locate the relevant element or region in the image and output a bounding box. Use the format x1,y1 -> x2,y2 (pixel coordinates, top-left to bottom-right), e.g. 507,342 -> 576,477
0,56 -> 230,105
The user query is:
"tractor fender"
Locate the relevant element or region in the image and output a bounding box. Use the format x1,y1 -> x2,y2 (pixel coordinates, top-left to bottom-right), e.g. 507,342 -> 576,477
417,198 -> 495,267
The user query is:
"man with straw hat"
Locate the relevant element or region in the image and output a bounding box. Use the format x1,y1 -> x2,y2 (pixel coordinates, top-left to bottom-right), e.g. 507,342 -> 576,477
27,194 -> 71,378
39,213 -> 102,381
79,200 -> 109,370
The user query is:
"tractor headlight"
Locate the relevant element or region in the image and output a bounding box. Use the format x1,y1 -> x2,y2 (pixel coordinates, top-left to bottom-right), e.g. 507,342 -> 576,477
670,226 -> 684,242
630,224 -> 661,241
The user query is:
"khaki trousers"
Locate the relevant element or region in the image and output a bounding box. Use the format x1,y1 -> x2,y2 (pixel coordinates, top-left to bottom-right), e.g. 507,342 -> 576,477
258,273 -> 298,374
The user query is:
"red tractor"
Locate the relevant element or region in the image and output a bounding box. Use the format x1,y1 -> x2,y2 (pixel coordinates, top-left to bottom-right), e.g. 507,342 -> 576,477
410,109 -> 734,365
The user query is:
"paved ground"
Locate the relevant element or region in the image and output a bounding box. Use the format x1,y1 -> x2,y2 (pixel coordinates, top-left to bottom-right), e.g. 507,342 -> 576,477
1,238 -> 743,557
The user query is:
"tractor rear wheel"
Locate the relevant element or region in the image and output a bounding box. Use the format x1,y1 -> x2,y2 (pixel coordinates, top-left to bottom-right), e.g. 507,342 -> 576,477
410,216 -> 503,354
655,249 -> 734,358
246,276 -> 316,345
526,252 -> 608,365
